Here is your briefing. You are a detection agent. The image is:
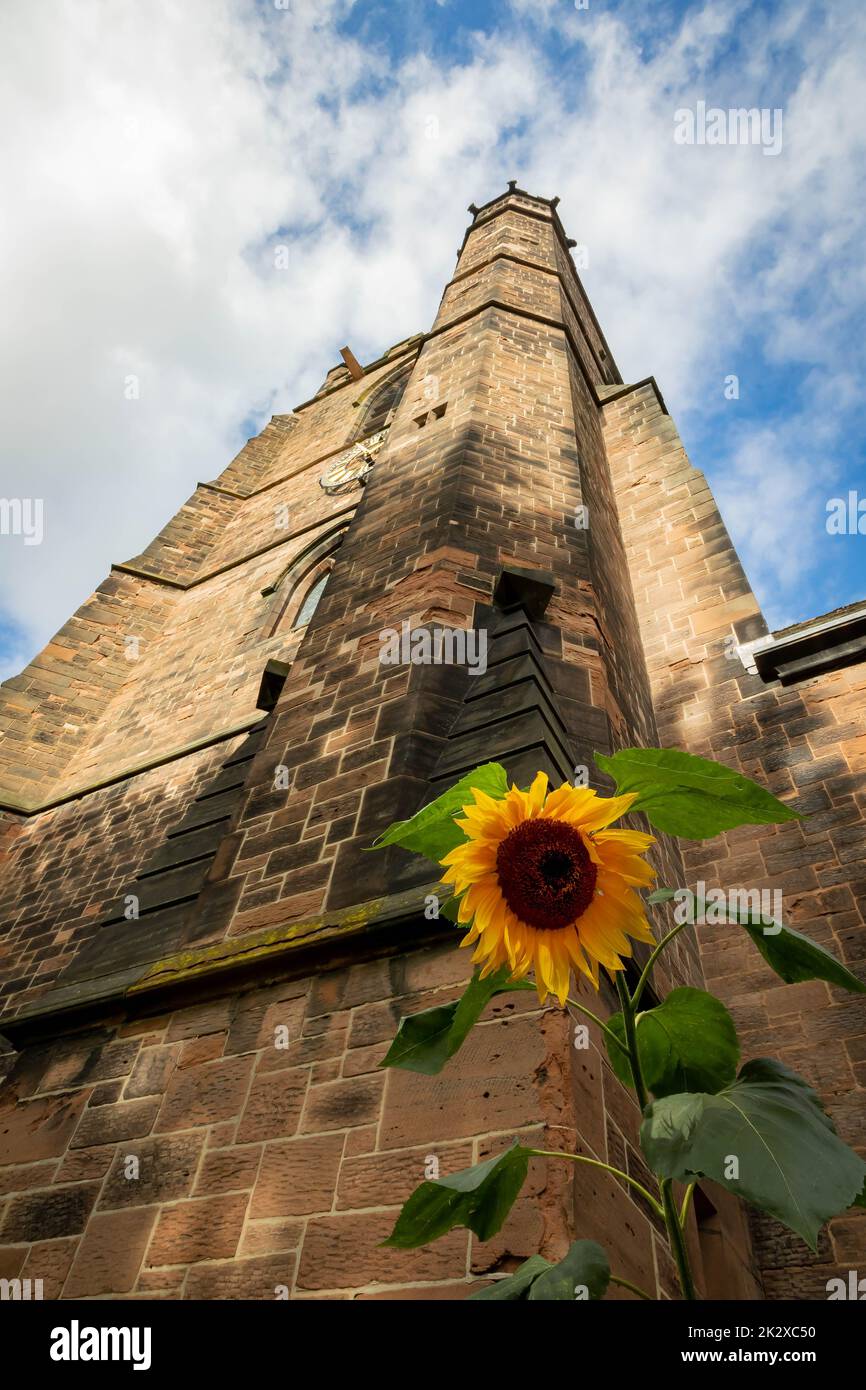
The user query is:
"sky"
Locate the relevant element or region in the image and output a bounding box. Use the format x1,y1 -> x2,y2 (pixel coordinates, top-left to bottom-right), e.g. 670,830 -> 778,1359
1,0 -> 864,681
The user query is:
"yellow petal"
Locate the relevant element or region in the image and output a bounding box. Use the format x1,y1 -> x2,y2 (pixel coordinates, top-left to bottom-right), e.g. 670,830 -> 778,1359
543,784 -> 598,818
594,827 -> 655,853
563,930 -> 594,985
535,937 -> 556,997
549,938 -> 571,1005
526,771 -> 549,815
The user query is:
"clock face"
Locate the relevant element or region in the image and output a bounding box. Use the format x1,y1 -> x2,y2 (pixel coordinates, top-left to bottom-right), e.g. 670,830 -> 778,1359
319,429 -> 388,494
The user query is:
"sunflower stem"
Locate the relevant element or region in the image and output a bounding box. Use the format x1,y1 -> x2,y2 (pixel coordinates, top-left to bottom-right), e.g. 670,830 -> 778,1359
613,973 -> 696,1298
610,1273 -> 654,1301
527,1149 -> 664,1218
615,972 -> 648,1110
680,1181 -> 696,1228
565,998 -> 629,1057
661,1177 -> 698,1300
631,921 -> 688,1009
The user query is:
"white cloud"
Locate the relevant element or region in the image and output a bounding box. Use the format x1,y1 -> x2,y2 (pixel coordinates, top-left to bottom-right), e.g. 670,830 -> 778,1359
713,421 -> 840,612
518,4 -> 866,398
0,0 -> 864,677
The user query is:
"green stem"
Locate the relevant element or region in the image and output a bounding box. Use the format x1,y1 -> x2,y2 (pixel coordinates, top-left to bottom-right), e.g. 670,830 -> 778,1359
680,1181 -> 696,1228
528,1148 -> 663,1218
661,1178 -> 697,1300
615,969 -> 696,1300
610,1273 -> 654,1301
565,997 -> 629,1058
632,920 -> 689,1009
615,972 -> 648,1110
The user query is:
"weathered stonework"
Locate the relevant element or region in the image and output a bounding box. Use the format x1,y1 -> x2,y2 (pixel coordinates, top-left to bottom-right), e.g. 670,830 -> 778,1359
0,186 -> 861,1299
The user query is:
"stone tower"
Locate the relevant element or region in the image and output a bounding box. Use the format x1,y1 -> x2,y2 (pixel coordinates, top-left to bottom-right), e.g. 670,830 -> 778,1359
0,186 -> 863,1301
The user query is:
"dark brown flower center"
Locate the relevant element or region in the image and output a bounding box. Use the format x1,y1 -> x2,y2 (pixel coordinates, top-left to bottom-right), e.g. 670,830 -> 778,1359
496,818 -> 597,931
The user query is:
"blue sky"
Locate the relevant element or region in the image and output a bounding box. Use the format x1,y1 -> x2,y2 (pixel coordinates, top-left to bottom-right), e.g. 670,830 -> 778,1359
1,0 -> 864,681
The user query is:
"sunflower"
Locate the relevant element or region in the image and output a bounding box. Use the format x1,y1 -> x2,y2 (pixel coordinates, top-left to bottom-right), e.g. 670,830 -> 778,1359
439,771 -> 656,1005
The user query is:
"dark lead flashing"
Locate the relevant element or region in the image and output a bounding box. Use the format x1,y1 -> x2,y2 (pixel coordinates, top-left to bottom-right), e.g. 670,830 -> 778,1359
752,602 -> 866,684
493,565 -> 558,619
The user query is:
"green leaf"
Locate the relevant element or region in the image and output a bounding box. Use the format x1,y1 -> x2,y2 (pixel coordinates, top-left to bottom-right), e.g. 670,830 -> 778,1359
468,1254 -> 553,1300
370,762 -> 509,862
606,988 -> 739,1098
647,887 -> 678,905
677,891 -> 865,995
383,1143 -> 531,1249
527,1240 -> 610,1301
594,747 -> 803,840
380,966 -> 534,1075
438,894 -> 461,923
734,907 -> 865,996
641,1058 -> 866,1249
469,1240 -> 611,1301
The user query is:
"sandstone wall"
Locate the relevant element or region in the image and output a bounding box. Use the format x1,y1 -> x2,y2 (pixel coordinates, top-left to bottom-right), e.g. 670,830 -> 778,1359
1,188 -> 854,1299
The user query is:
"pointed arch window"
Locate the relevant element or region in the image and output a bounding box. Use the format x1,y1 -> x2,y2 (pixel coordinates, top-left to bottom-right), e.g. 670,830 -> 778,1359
293,572 -> 329,630
349,359 -> 413,442
263,520 -> 348,637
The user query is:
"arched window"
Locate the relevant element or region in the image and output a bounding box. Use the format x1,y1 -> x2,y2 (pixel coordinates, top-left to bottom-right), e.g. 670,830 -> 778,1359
349,360 -> 412,442
263,520 -> 348,637
293,572 -> 329,629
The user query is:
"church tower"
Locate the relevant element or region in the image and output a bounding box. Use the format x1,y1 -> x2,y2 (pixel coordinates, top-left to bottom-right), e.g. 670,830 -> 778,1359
1,186 -> 863,1300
